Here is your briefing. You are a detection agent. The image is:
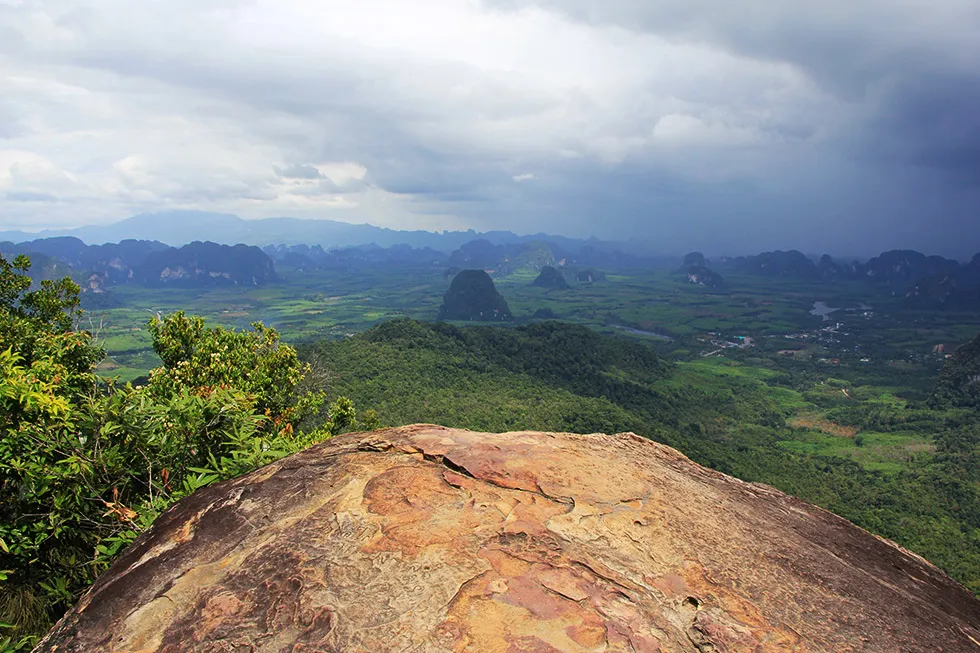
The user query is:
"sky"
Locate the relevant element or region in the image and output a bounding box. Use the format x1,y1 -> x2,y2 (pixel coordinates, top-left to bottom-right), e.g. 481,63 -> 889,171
1,0 -> 978,256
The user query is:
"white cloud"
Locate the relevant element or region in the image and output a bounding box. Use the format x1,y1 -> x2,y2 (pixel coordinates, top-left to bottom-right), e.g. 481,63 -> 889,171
512,173 -> 534,182
316,162 -> 368,187
652,113 -> 760,147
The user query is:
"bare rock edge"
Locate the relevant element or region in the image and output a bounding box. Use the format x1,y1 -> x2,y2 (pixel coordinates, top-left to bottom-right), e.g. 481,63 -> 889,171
36,425 -> 980,652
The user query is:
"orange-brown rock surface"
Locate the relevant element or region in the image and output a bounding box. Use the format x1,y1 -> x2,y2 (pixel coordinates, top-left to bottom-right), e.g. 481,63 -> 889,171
37,425 -> 980,652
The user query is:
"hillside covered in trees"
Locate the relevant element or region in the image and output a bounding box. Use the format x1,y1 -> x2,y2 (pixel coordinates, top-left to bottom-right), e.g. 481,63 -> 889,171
305,319 -> 980,597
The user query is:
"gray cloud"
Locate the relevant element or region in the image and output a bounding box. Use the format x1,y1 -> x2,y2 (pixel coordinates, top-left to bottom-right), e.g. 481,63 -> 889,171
275,164 -> 323,180
490,0 -> 980,177
0,0 -> 977,255
6,191 -> 58,202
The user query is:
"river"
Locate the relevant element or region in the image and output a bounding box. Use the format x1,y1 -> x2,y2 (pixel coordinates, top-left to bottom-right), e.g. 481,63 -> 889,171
810,301 -> 838,321
610,325 -> 674,341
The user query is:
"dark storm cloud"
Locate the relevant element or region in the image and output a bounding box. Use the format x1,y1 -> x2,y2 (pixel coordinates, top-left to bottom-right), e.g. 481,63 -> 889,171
489,1 -> 975,88
870,73 -> 980,181
490,0 -> 980,179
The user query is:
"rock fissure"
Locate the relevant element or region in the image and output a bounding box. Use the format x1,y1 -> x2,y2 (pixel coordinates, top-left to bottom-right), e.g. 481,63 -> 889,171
441,569 -> 492,612
570,559 -> 639,597
537,582 -> 588,605
422,451 -> 477,480
425,449 -> 575,507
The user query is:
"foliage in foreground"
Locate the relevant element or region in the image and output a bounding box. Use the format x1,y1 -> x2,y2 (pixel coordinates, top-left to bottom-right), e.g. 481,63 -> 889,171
0,255 -> 361,649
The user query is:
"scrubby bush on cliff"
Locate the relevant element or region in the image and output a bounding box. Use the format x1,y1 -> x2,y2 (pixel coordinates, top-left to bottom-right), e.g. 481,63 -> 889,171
0,254 -> 361,649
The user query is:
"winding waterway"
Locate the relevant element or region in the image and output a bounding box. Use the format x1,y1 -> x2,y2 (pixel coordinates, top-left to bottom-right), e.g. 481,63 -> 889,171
610,325 -> 674,341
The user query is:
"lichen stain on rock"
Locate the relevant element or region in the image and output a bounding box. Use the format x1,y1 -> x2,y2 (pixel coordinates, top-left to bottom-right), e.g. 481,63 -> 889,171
34,425 -> 980,653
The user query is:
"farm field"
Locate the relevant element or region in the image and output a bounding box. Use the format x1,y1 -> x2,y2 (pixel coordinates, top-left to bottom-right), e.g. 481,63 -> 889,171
84,261 -> 980,487
88,264 -> 980,379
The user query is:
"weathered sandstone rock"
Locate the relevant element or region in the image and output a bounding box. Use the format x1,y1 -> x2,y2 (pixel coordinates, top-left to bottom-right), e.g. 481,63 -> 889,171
37,425 -> 980,652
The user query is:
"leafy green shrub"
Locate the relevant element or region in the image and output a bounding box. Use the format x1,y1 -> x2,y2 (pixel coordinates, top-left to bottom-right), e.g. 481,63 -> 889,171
0,254 -> 365,647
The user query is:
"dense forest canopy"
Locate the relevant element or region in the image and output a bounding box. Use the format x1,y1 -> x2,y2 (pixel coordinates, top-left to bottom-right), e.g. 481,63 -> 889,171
305,319 -> 980,597
933,333 -> 980,409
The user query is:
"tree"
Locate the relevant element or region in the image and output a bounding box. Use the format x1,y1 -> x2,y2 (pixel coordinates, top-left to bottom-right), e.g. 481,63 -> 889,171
146,310 -> 322,423
0,255 -> 362,648
1,255 -> 106,647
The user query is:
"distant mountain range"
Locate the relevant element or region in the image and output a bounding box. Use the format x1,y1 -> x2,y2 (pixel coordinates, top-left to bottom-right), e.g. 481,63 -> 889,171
721,249 -> 963,287
715,249 -> 980,309
0,232 -> 643,295
4,219 -> 980,310
261,238 -> 652,277
0,211 -> 611,254
0,236 -> 277,291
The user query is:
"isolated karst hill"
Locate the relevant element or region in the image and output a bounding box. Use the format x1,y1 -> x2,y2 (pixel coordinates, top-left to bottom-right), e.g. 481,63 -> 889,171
682,251 -> 706,268
134,241 -> 277,287
727,249 -> 820,280
37,425 -> 980,652
574,267 -> 606,283
530,265 -> 569,290
437,269 -> 513,321
683,265 -> 724,288
907,253 -> 980,309
676,253 -> 724,289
